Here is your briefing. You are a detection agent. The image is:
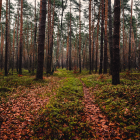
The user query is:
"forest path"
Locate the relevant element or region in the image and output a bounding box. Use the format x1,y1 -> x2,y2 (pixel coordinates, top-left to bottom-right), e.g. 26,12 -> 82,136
80,79 -> 122,140
0,77 -> 60,139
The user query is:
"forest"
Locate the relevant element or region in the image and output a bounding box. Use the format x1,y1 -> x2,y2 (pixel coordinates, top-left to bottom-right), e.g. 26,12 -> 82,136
0,0 -> 140,139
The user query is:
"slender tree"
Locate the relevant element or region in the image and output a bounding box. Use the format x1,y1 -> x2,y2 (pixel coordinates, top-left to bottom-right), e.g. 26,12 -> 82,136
112,0 -> 120,85
128,0 -> 133,71
0,0 -> 2,20
89,0 -> 91,74
36,0 -> 47,79
5,0 -> 8,76
108,0 -> 113,75
19,0 -> 23,75
122,1 -> 125,71
99,0 -> 104,74
95,1 -> 101,73
69,0 -> 72,70
103,0 -> 108,74
32,0 -> 37,74
79,0 -> 81,73
16,0 -> 20,73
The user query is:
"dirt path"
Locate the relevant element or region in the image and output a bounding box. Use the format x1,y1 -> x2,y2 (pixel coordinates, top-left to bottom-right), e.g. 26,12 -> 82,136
81,80 -> 122,140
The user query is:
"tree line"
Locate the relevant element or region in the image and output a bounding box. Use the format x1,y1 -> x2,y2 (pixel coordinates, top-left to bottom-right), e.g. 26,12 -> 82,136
0,0 -> 140,85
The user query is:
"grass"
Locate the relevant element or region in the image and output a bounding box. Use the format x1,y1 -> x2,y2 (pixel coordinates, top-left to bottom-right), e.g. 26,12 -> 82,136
81,73 -> 140,139
32,77 -> 94,139
0,68 -> 140,139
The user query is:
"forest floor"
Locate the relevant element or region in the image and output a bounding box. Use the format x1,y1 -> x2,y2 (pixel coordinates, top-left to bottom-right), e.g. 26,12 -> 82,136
0,69 -> 140,140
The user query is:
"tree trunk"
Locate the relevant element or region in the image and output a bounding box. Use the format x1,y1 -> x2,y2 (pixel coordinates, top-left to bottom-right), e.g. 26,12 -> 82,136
19,0 -> 23,75
95,1 -> 101,73
99,0 -> 104,74
5,0 -> 8,76
89,0 -> 91,74
91,4 -> 95,72
128,0 -> 133,71
12,21 -> 16,74
16,0 -> 20,73
112,0 -> 120,85
66,24 -> 69,70
69,0 -> 72,70
0,26 -> 5,71
79,0 -> 81,73
0,0 -> 2,21
32,0 -> 37,74
103,0 -> 108,74
36,0 -> 46,79
108,0 -> 113,75
122,4 -> 125,71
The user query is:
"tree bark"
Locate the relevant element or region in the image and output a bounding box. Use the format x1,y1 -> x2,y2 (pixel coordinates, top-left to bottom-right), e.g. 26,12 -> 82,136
5,0 -> 8,76
112,0 -> 120,85
99,0 -> 104,74
19,0 -> 23,75
108,0 -> 113,75
79,0 -> 81,73
128,0 -> 133,71
89,0 -> 91,74
95,1 -> 101,73
36,0 -> 46,79
103,0 -> 108,74
69,0 -> 72,70
0,0 -> 2,21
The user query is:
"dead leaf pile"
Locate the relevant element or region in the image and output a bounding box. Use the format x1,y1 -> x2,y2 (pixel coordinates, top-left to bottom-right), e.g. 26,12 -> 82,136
82,81 -> 123,140
0,82 -> 57,139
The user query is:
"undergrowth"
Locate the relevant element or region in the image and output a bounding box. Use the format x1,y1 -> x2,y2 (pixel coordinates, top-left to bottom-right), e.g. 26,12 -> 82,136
32,77 -> 94,139
81,73 -> 140,139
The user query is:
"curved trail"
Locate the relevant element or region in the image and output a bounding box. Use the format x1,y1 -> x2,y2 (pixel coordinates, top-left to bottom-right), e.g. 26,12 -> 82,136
81,80 -> 122,140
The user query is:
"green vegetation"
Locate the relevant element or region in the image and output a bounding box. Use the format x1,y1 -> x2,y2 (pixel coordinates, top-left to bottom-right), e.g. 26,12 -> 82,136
81,72 -> 140,139
32,77 -> 94,139
0,69 -> 140,139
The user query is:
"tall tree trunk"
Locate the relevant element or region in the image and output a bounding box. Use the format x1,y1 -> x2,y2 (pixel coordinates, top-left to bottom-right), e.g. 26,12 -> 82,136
89,0 -> 91,74
112,0 -> 120,85
79,0 -> 81,73
12,21 -> 16,74
46,0 -> 55,74
66,24 -> 69,70
122,3 -> 125,71
0,0 -> 2,20
32,0 -> 37,74
108,0 -> 113,75
19,0 -> 23,75
103,0 -> 108,74
36,0 -> 46,79
1,26 -> 5,71
56,22 -> 60,68
46,0 -> 52,74
5,0 -> 8,76
16,0 -> 20,73
50,1 -> 55,72
61,0 -> 64,68
99,0 -> 104,74
8,0 -> 11,72
91,4 -> 95,72
95,1 -> 101,73
128,0 -> 133,71
69,0 -> 72,70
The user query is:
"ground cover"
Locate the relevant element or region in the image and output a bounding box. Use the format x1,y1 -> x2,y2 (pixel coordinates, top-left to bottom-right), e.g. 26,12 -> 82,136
81,72 -> 140,139
0,69 -> 140,139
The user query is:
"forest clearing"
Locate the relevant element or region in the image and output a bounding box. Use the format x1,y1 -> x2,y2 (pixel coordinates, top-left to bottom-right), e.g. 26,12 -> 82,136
0,0 -> 140,139
0,69 -> 140,139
